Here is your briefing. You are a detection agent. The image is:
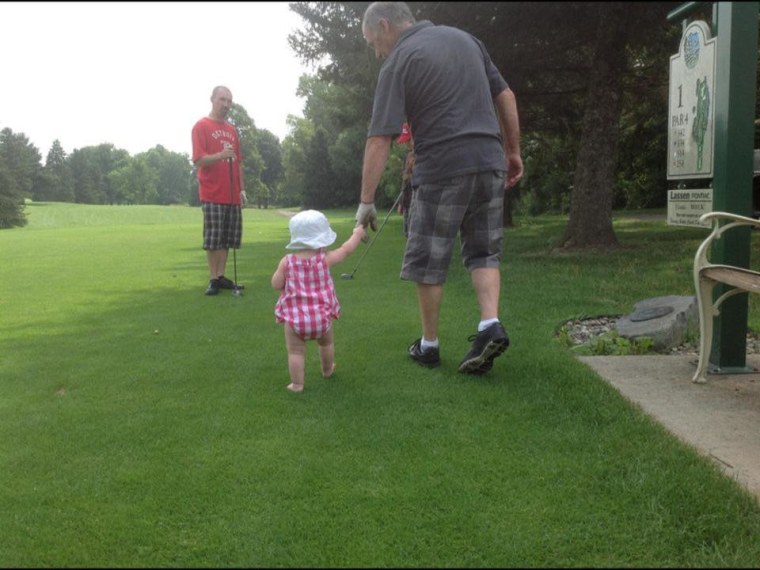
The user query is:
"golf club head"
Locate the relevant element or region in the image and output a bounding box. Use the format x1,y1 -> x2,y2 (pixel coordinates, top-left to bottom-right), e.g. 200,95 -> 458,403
340,273 -> 354,280
232,286 -> 243,296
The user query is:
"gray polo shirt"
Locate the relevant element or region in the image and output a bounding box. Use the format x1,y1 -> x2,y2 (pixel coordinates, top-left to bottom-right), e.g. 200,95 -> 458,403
368,20 -> 509,184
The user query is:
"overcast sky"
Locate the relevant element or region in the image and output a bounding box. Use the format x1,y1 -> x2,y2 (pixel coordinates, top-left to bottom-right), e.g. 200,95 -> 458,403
0,1 -> 317,159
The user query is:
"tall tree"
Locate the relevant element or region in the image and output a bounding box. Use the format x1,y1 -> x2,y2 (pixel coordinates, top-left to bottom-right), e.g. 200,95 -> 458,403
0,128 -> 41,227
142,145 -> 193,205
255,129 -> 284,208
108,155 -> 159,204
68,144 -> 129,204
558,2 -> 628,249
0,156 -> 26,228
297,74 -> 370,207
227,103 -> 266,207
281,115 -> 315,206
38,139 -> 74,202
303,126 -> 334,208
410,1 -> 678,248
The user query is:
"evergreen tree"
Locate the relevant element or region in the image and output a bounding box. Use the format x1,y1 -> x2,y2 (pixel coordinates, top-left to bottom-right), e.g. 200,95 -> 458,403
0,127 -> 41,227
39,139 -> 75,202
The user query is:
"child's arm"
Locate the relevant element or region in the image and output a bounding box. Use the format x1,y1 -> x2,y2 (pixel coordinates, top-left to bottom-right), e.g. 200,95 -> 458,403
325,226 -> 367,267
271,256 -> 288,290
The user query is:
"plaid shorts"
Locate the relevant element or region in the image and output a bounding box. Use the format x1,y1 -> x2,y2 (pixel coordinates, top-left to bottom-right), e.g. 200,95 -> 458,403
202,201 -> 242,250
400,170 -> 505,284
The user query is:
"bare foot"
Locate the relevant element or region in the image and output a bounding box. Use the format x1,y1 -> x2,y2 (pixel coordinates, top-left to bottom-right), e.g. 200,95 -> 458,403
287,383 -> 304,393
322,363 -> 336,378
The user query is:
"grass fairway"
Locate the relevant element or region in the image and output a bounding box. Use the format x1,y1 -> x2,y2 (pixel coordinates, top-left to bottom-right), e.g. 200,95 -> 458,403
2,202 -> 760,567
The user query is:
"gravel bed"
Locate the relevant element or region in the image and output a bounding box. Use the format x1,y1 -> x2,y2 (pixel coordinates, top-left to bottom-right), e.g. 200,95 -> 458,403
559,316 -> 760,355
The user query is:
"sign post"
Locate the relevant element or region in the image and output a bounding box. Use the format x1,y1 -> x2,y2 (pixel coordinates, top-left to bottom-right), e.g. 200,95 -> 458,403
667,2 -> 758,373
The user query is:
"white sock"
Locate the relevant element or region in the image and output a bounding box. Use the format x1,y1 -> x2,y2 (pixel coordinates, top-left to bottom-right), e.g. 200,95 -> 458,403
478,319 -> 500,332
421,337 -> 439,350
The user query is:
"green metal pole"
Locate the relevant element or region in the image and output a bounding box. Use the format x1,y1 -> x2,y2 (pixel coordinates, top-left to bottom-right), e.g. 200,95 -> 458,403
709,1 -> 758,372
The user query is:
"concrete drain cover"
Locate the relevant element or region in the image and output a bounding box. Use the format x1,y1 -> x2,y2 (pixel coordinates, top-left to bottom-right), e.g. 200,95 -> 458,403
629,306 -> 674,322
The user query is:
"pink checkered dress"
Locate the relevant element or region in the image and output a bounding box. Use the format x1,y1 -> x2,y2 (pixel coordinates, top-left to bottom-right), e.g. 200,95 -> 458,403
274,250 -> 340,339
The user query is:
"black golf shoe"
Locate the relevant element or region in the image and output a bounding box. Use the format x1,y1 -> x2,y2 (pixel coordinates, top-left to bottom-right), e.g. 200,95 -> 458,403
217,276 -> 244,290
408,338 -> 441,368
204,278 -> 220,296
457,322 -> 509,374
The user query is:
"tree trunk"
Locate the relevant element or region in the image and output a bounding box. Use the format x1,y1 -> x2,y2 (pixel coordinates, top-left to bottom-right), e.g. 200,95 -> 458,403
559,3 -> 628,250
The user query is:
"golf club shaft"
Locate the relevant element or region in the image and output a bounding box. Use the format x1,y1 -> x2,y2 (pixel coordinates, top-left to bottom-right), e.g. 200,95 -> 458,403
227,157 -> 238,288
348,191 -> 404,277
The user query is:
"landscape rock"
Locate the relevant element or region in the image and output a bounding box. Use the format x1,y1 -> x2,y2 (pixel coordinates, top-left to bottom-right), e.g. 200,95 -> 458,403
614,295 -> 698,351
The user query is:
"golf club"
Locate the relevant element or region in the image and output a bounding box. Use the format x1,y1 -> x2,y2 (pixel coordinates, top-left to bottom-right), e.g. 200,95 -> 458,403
341,191 -> 404,280
227,157 -> 242,296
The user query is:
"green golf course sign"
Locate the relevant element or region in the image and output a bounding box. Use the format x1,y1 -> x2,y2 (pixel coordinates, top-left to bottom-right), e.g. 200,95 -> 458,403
668,20 -> 716,180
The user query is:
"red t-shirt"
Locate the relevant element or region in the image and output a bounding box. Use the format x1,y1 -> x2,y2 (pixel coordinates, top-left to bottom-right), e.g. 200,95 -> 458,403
191,117 -> 243,204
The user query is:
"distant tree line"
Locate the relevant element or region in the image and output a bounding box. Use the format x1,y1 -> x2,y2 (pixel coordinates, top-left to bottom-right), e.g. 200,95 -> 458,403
0,101 -> 284,228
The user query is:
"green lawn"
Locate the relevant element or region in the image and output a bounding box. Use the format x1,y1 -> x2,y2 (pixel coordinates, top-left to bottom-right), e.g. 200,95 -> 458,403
1,202 -> 759,567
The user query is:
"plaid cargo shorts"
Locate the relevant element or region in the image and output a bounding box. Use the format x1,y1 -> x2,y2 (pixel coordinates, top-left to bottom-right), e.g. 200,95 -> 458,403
400,170 -> 505,284
202,201 -> 242,250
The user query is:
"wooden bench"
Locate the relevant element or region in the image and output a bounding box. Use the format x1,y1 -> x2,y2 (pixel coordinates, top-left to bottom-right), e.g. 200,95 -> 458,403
693,211 -> 759,383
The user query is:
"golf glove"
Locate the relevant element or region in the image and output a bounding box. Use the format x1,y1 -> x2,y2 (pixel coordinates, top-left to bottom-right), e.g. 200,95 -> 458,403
355,202 -> 378,232
240,190 -> 248,206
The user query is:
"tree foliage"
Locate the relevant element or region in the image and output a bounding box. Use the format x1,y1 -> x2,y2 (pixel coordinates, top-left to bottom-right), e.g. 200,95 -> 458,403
141,145 -> 193,205
108,155 -> 159,205
281,115 -> 315,207
255,129 -> 284,208
37,140 -> 74,202
0,128 -> 41,228
227,103 -> 268,208
284,1 -> 684,248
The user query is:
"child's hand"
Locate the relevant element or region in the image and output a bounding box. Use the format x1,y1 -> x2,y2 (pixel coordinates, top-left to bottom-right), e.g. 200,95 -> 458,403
354,225 -> 368,242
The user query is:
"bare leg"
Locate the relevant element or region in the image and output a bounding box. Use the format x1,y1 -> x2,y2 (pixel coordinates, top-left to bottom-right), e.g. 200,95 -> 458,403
416,283 -> 443,341
471,267 -> 500,321
284,325 -> 306,392
206,248 -> 229,279
317,327 -> 336,378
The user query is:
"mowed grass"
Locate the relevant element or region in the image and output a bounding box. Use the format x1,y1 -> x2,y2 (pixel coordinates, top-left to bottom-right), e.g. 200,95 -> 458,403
2,202 -> 760,567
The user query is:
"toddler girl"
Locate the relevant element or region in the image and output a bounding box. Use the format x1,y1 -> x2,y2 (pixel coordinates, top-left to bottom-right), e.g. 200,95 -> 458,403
272,210 -> 366,392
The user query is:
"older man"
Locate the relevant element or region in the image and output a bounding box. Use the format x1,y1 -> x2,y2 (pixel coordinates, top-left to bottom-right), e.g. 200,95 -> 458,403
355,2 -> 523,374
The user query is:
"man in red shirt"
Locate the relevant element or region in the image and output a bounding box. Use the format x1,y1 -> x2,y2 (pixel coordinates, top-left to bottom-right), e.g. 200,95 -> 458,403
192,85 -> 247,295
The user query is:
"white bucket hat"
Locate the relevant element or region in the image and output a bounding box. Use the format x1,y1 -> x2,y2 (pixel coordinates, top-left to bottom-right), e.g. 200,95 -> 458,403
286,210 -> 337,250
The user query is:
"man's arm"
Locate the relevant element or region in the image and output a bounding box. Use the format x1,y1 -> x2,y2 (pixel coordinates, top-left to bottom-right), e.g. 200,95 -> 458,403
360,135 -> 393,203
494,87 -> 523,188
194,147 -> 236,168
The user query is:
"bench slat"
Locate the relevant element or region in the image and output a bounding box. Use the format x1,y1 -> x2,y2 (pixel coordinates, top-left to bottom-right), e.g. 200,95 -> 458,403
702,265 -> 760,293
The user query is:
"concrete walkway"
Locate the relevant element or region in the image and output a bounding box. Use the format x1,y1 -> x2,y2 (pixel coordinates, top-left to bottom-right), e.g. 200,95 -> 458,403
579,354 -> 760,501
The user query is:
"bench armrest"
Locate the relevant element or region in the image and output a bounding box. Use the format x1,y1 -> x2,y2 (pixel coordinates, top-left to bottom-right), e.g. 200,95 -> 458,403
699,211 -> 760,229
695,211 -> 758,269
